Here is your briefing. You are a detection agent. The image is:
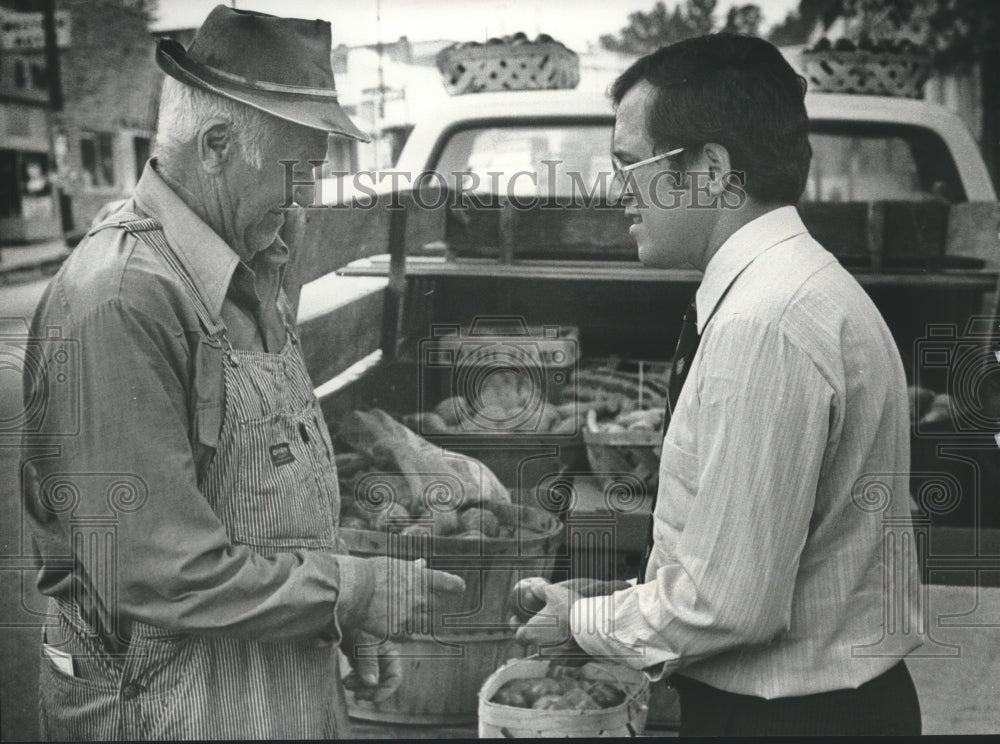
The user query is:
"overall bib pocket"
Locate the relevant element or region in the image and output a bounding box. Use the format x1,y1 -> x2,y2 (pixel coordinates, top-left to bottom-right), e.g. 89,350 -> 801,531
227,411 -> 337,550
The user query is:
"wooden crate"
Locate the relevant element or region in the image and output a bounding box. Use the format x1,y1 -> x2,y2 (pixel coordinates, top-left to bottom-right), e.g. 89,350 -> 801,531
437,41 -> 579,95
802,50 -> 931,98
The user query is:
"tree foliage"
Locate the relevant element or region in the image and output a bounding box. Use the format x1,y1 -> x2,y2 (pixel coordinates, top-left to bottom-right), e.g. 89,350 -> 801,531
721,4 -> 762,36
599,0 -> 999,64
767,0 -> 842,46
781,0 -> 1000,70
599,0 -> 722,55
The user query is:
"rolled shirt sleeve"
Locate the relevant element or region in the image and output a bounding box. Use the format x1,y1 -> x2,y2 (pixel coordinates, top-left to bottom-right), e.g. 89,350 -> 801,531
27,290 -> 373,644
570,316 -> 835,676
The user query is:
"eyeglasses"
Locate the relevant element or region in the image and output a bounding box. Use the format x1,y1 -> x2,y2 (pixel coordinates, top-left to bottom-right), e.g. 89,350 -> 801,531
610,146 -> 686,198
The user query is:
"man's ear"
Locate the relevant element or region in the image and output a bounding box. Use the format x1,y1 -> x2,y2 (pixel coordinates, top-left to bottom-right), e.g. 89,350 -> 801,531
700,142 -> 732,197
198,118 -> 233,175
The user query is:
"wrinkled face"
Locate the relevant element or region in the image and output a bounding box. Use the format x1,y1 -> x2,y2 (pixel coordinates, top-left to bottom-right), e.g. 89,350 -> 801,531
612,80 -> 714,269
233,121 -> 329,255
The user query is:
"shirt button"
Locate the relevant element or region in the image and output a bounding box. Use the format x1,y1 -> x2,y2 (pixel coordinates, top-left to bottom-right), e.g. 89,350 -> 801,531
122,682 -> 143,700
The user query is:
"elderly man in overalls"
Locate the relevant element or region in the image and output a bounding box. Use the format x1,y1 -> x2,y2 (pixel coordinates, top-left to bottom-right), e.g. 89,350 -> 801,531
23,6 -> 464,739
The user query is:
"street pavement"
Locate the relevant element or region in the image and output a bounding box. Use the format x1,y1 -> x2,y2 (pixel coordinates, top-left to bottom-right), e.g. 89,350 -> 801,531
1,245 -> 62,742
0,239 -> 70,276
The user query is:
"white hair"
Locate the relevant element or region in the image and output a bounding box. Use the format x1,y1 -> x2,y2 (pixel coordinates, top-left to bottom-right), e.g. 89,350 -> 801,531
153,77 -> 283,171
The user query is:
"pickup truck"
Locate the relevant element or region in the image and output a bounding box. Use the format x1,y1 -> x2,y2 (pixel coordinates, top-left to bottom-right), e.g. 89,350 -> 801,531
281,84 -> 1000,733
293,86 -> 999,530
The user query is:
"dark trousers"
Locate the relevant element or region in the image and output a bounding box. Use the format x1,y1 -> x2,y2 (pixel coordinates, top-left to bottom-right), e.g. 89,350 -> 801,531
673,662 -> 921,736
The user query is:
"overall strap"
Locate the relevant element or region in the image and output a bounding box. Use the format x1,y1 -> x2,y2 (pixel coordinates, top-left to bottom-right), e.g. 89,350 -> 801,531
92,211 -> 227,343
91,210 -> 230,475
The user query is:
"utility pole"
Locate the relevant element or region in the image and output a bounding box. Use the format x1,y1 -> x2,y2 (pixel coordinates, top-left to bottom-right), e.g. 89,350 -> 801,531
42,0 -> 62,112
376,0 -> 385,119
42,0 -> 67,238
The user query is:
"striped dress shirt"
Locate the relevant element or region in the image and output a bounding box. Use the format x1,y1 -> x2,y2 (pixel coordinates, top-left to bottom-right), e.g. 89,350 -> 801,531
571,206 -> 924,698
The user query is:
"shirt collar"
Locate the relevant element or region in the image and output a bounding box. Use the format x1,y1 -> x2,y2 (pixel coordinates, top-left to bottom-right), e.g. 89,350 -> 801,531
133,160 -> 240,319
695,206 -> 809,335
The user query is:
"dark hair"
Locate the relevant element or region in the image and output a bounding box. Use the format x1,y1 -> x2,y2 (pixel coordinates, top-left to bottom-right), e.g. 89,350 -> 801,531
611,34 -> 812,205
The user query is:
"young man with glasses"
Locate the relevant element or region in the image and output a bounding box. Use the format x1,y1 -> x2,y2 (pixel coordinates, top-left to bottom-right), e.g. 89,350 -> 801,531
515,33 -> 923,736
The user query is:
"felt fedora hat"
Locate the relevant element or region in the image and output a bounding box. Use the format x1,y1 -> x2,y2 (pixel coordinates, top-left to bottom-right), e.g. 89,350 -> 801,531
156,5 -> 370,142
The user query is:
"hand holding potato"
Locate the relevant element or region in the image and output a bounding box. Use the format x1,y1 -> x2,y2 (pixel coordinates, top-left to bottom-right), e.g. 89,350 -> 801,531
511,583 -> 589,664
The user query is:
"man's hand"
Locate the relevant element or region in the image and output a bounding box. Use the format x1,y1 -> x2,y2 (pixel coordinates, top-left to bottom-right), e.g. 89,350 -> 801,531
342,557 -> 466,640
511,584 -> 590,664
340,629 -> 402,703
507,576 -> 629,622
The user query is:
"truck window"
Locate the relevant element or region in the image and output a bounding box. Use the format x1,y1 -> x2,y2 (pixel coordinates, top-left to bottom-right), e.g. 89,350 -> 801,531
431,120 -> 966,204
804,123 -> 966,203
434,124 -> 614,199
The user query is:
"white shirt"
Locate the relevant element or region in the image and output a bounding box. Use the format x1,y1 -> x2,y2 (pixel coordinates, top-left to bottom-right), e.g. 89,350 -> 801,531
571,206 -> 923,698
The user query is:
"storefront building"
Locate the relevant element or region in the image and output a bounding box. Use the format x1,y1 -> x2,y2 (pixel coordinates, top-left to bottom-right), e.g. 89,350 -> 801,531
0,4 -> 65,241
1,0 -> 159,244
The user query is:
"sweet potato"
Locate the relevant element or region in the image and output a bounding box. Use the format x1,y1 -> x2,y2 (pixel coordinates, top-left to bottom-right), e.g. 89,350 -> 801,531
458,507 -> 500,537
537,403 -> 561,433
561,688 -> 599,710
508,576 -> 549,622
524,678 -> 564,704
532,694 -> 571,710
432,508 -> 460,536
405,412 -> 451,435
400,523 -> 434,538
339,515 -> 369,531
550,413 -> 581,434
434,396 -> 471,427
334,452 -> 371,478
369,503 -> 410,532
370,443 -> 397,470
492,679 -> 533,707
908,385 -> 936,422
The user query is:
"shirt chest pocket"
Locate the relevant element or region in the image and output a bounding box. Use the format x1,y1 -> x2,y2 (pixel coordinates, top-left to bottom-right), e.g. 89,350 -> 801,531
226,412 -> 338,551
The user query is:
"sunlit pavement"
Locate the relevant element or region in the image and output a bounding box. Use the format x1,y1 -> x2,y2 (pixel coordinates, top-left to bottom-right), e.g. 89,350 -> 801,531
0,269 -> 53,741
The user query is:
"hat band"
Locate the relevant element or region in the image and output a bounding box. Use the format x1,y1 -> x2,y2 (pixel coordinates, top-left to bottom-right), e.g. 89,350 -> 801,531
157,38 -> 340,101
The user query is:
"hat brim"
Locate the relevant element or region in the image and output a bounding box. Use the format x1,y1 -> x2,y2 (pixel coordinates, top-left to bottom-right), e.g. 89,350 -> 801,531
156,38 -> 371,143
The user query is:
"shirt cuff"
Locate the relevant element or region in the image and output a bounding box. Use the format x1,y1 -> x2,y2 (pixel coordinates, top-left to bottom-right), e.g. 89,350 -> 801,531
330,555 -> 377,645
570,594 -> 641,660
569,589 -> 677,679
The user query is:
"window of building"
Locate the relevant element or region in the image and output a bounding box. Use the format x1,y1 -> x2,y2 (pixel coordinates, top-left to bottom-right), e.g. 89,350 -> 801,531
30,62 -> 47,90
1,149 -> 20,218
0,150 -> 50,220
80,131 -> 115,188
21,152 -> 51,198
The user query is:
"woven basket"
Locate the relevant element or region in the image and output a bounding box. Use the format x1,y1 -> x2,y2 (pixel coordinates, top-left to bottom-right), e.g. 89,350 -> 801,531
436,41 -> 580,95
802,50 -> 931,98
478,657 -> 650,737
340,505 -> 563,724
